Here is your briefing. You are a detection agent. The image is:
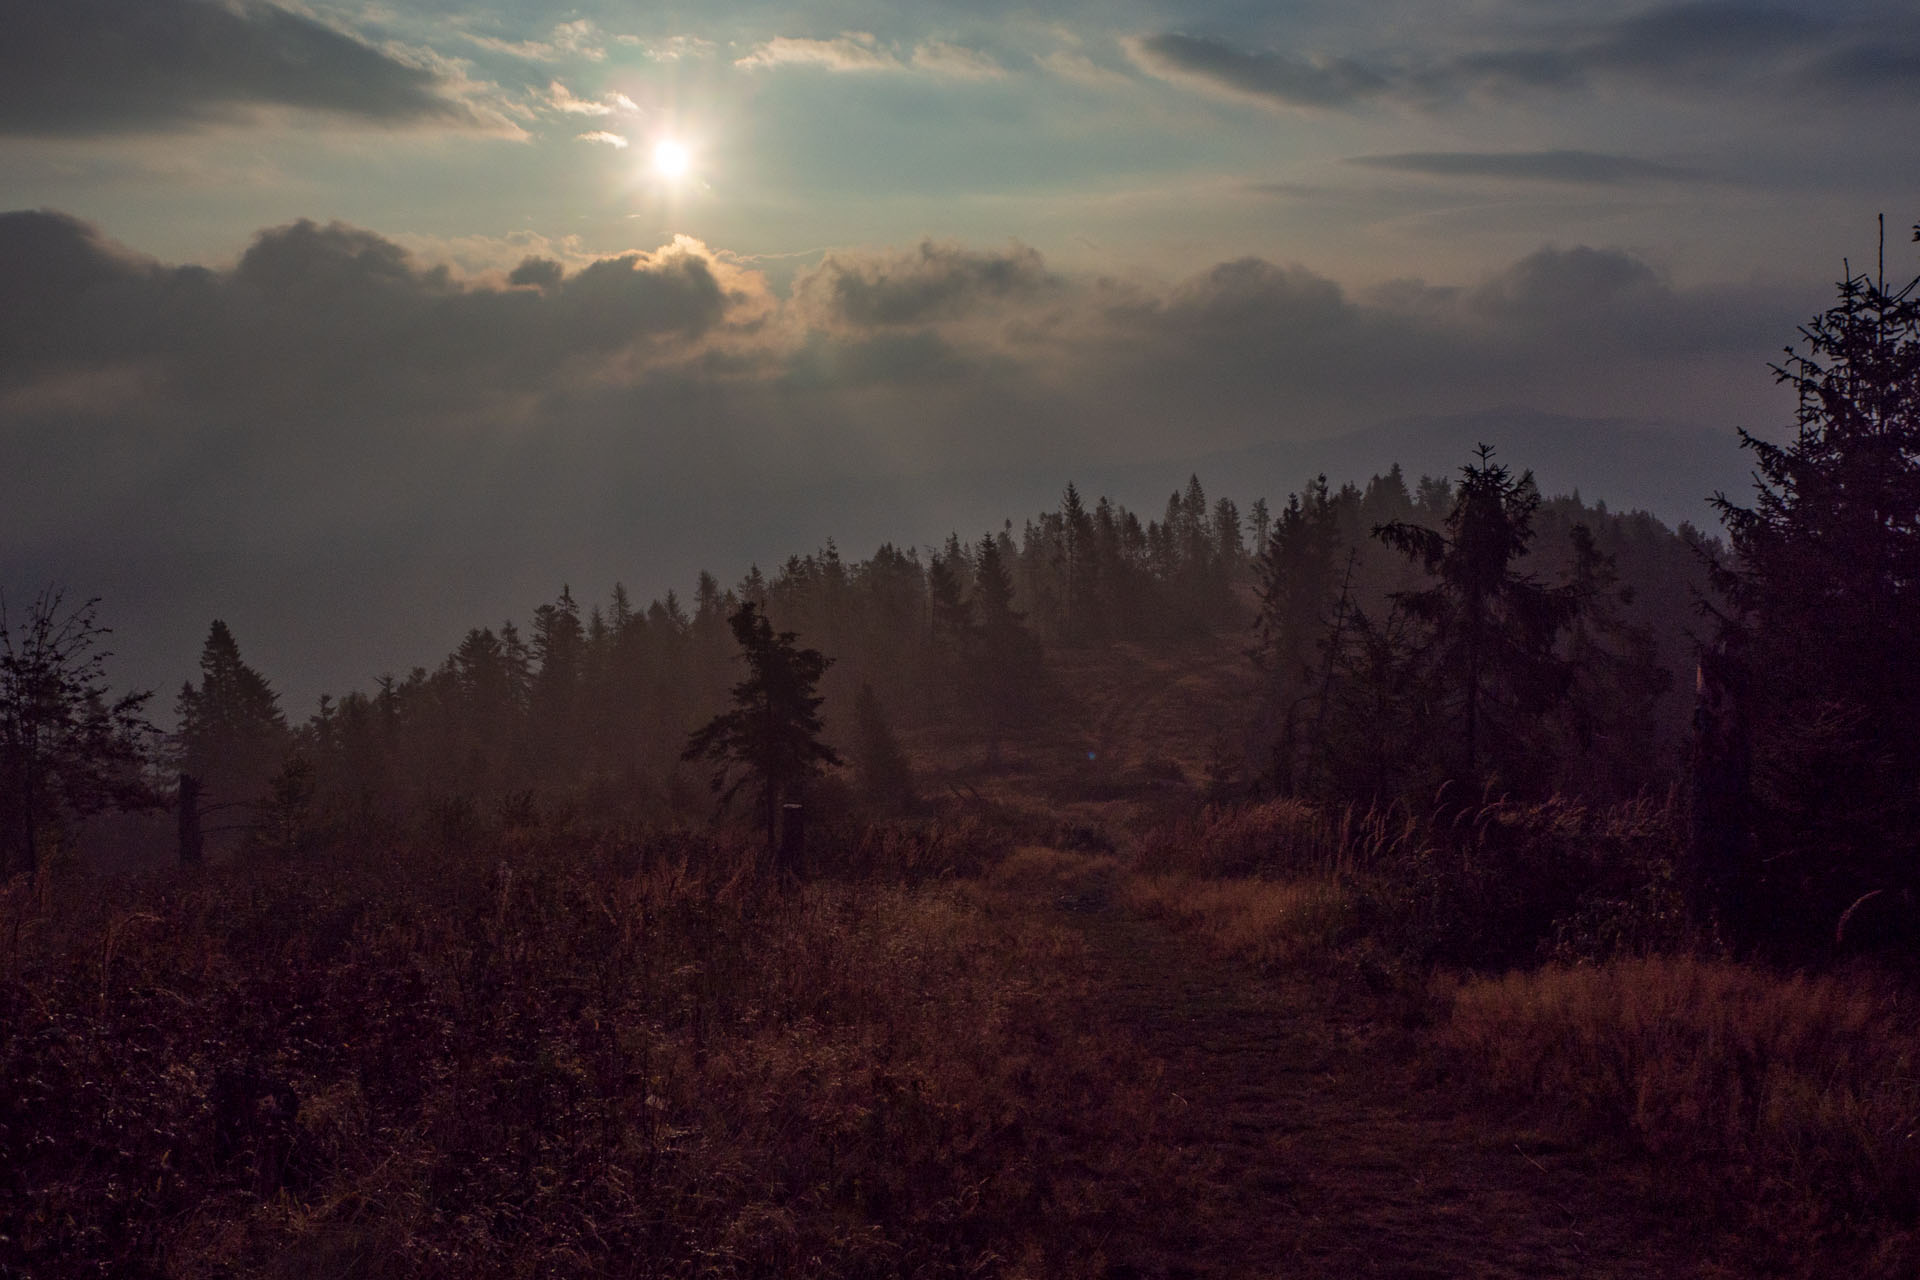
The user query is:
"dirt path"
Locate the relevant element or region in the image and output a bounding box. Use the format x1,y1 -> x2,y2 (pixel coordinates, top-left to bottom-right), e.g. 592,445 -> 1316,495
1050,882 -> 1745,1279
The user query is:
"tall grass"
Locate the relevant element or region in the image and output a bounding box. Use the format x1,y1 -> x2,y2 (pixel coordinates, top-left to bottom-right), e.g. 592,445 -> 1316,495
1129,793 -> 1689,971
1123,876 -> 1352,971
0,825 -> 1189,1278
1447,956 -> 1920,1233
1132,797 -> 1423,881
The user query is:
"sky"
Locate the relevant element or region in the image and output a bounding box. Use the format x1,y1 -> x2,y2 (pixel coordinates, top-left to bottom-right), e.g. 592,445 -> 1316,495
4,0 -> 1918,708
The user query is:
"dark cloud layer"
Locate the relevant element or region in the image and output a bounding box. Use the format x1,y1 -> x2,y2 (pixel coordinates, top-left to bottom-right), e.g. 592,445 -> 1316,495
1131,3 -> 1920,110
0,211 -> 738,410
0,0 -> 481,136
0,209 -> 1801,484
1349,149 -> 1697,184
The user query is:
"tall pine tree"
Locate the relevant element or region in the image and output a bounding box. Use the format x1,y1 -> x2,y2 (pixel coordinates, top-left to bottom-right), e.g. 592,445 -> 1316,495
177,620 -> 288,811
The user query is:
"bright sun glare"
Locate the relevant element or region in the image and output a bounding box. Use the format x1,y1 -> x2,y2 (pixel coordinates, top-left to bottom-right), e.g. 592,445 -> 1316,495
652,138 -> 690,182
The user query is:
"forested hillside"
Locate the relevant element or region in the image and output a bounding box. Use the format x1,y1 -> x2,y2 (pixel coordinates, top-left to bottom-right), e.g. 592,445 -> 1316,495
137,461 -> 1714,858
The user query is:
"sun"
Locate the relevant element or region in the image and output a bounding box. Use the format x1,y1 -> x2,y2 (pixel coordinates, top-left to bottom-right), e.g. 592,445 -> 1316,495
652,137 -> 690,182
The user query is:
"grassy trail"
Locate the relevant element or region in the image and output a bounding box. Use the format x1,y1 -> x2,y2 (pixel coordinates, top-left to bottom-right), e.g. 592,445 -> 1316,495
1038,864 -> 1736,1279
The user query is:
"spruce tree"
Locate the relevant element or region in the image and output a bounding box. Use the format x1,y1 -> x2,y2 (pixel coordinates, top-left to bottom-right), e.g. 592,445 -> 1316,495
1060,483 -> 1096,642
968,534 -> 1042,762
177,620 -> 288,812
1706,227 -> 1920,950
683,603 -> 841,857
1375,447 -> 1583,791
1253,478 -> 1344,790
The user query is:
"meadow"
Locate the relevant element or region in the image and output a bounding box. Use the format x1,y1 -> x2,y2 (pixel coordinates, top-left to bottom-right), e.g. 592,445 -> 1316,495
9,775 -> 1919,1277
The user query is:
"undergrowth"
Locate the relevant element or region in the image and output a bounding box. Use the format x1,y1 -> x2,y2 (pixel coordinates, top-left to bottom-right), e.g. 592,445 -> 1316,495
0,825 -> 1190,1279
1129,792 -> 1920,1267
1133,793 -> 1689,971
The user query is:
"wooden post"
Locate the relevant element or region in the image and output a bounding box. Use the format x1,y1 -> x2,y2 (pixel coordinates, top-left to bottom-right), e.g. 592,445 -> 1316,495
178,773 -> 203,866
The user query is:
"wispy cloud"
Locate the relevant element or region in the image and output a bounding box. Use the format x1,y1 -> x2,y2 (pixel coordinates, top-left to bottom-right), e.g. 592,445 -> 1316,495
735,33 -> 898,72
1124,33 -> 1387,109
910,41 -> 1006,80
463,18 -> 606,64
543,81 -> 636,117
616,34 -> 717,62
1349,149 -> 1700,184
577,131 -> 629,149
1127,4 -> 1920,111
734,32 -> 1003,78
1039,49 -> 1135,89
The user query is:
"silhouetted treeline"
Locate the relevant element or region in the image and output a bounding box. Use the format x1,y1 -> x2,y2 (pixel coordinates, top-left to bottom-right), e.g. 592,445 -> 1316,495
132,468 -> 1710,849
274,474 -> 1255,829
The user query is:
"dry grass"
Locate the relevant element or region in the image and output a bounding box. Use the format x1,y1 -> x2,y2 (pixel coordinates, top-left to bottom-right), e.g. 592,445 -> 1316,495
0,826 -> 1194,1279
989,844 -> 1118,897
1134,798 -> 1424,880
1446,955 -> 1920,1257
1131,793 -> 1692,971
1122,875 -> 1352,971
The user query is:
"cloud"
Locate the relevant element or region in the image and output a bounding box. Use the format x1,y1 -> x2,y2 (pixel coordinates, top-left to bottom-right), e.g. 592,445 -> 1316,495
544,81 -> 636,117
734,33 -> 898,73
1124,33 -> 1389,109
0,211 -> 757,415
508,257 -> 564,290
577,131 -> 629,149
910,41 -> 1006,79
0,209 -> 1800,456
733,33 -> 1002,78
1349,149 -> 1699,184
0,0 -> 492,136
793,241 -> 1056,328
1127,4 -> 1920,112
464,18 -> 607,64
619,34 -> 717,62
549,20 -> 607,62
1463,245 -> 1676,340
1039,50 -> 1135,89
